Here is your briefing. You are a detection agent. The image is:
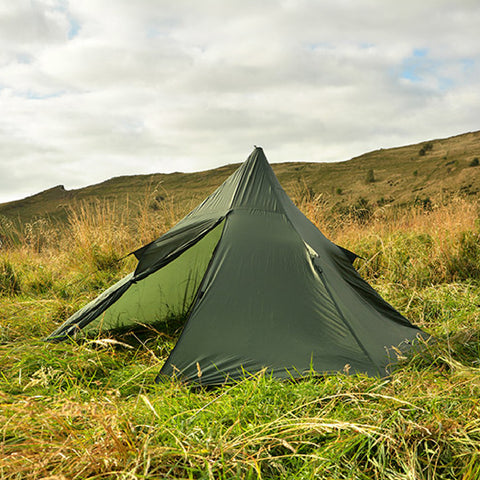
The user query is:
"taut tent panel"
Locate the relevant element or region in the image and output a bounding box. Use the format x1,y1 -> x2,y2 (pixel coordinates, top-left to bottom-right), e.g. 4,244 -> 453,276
48,147 -> 428,384
159,209 -> 375,384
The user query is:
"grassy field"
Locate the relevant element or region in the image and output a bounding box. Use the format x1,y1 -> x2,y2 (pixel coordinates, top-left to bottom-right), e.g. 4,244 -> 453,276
1,192 -> 480,479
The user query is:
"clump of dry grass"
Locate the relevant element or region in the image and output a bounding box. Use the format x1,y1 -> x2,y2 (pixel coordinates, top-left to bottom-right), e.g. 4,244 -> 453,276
300,196 -> 480,286
332,196 -> 479,246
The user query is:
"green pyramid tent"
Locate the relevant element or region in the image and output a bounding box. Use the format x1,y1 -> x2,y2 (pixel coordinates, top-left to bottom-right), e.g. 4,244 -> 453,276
48,147 -> 428,384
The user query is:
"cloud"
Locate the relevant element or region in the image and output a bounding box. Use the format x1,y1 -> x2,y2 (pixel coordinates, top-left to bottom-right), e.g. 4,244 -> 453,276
0,0 -> 479,203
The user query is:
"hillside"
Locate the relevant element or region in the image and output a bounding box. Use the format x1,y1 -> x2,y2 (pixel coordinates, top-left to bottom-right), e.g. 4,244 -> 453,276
1,130 -> 480,225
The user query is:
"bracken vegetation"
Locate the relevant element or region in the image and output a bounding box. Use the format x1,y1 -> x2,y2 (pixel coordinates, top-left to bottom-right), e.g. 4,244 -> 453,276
1,192 -> 480,479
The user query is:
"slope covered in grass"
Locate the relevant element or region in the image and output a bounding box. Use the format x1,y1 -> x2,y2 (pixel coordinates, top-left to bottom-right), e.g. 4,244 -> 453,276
1,195 -> 480,479
1,130 -> 480,227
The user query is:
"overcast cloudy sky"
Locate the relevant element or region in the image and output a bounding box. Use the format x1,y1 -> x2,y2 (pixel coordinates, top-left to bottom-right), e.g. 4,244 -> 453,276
1,0 -> 479,203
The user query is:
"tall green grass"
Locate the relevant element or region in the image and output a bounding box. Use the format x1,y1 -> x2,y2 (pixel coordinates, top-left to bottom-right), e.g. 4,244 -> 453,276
0,196 -> 479,479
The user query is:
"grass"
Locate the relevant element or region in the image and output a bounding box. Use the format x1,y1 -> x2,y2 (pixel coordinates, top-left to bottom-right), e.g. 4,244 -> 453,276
1,194 -> 480,478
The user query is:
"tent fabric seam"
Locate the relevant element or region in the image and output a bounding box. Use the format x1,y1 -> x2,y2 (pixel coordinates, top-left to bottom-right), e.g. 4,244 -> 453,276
134,216 -> 226,281
158,217 -> 228,380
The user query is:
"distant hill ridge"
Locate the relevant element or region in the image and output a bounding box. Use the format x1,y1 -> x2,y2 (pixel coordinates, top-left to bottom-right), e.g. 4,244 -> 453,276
1,130 -> 480,225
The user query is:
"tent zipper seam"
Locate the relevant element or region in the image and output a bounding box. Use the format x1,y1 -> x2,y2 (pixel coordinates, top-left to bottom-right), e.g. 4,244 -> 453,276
278,201 -> 380,373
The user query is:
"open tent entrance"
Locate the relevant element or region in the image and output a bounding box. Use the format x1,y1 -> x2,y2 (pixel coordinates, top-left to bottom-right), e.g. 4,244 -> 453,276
81,219 -> 226,338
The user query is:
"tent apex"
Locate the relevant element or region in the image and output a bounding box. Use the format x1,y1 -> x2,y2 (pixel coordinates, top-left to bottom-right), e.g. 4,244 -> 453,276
247,145 -> 268,164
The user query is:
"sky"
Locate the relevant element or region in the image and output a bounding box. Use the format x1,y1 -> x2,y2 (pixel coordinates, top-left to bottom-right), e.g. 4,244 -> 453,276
1,0 -> 479,204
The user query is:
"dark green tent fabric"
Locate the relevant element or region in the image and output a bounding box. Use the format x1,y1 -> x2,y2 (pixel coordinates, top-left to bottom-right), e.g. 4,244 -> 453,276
48,147 -> 428,384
